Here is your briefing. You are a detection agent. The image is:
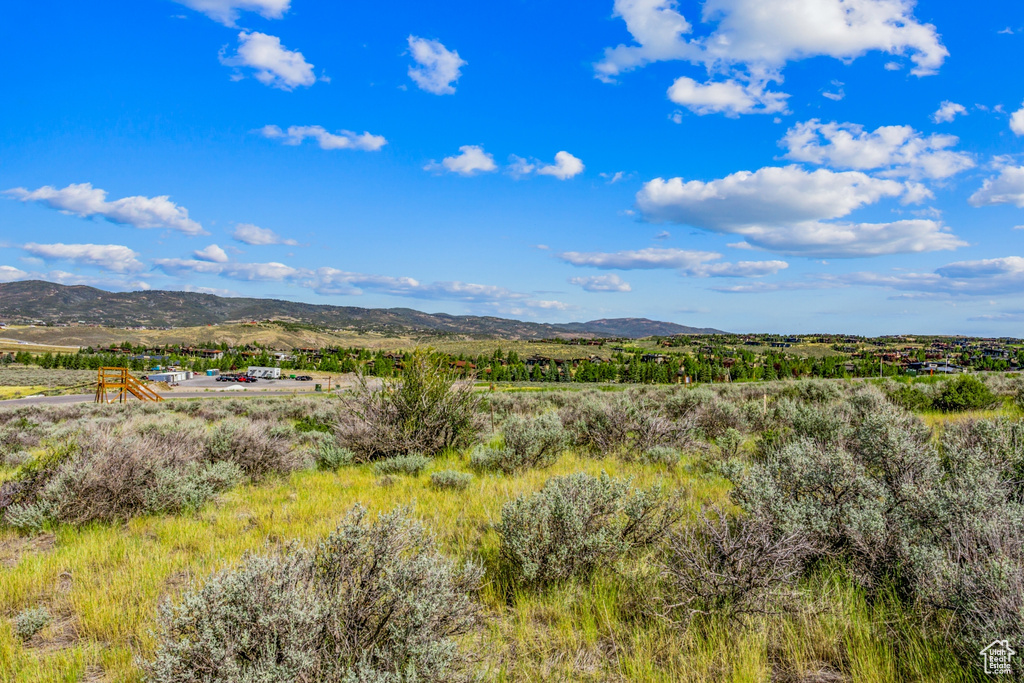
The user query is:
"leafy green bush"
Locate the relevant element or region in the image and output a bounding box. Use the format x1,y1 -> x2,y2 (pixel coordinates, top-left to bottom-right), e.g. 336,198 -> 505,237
886,384 -> 934,411
933,374 -> 997,412
339,350 -> 481,459
372,454 -> 430,476
430,470 -> 473,491
14,606 -> 50,641
499,472 -> 680,587
146,506 -> 482,682
559,393 -> 676,455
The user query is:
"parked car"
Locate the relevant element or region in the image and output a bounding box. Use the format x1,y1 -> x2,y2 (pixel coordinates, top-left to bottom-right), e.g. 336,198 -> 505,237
296,375 -> 313,381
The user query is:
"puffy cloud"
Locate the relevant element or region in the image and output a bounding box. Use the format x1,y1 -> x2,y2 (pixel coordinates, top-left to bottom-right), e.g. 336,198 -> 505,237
220,32 -> 315,90
193,244 -> 229,263
1011,102 -> 1024,136
932,101 -> 967,123
407,36 -> 466,95
0,265 -> 29,282
22,243 -> 144,273
636,165 -> 965,257
667,77 -> 788,116
173,0 -> 289,26
597,0 -> 946,80
569,274 -> 633,292
558,247 -> 787,277
4,182 -> 204,235
259,125 -> 386,151
425,145 -> 497,176
780,120 -> 974,180
968,165 -> 1024,208
231,223 -> 299,246
537,151 -> 585,180
512,151 -> 585,180
840,257 -> 1024,296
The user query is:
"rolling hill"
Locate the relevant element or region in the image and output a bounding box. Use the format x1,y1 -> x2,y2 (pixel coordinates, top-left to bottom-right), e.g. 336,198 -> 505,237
0,281 -> 725,339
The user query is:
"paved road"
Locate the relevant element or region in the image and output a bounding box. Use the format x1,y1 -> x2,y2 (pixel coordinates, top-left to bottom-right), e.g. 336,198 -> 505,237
2,388 -> 344,406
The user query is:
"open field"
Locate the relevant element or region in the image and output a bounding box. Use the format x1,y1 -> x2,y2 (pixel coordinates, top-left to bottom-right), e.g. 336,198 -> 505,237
0,369 -> 1021,682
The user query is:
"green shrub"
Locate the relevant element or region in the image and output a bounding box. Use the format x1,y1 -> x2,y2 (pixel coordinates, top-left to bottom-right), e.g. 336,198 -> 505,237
372,454 -> 430,476
502,413 -> 567,465
886,384 -> 934,411
14,606 -> 50,641
716,428 -> 743,459
309,434 -> 354,470
560,393 -> 676,455
499,472 -> 680,587
146,506 -> 482,682
933,374 -> 997,412
471,413 -> 566,474
430,470 -> 472,491
339,350 -> 481,460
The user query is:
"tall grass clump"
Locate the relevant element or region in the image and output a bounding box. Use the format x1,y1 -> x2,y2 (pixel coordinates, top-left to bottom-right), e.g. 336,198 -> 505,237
145,505 -> 483,683
339,350 -> 481,460
499,471 -> 682,587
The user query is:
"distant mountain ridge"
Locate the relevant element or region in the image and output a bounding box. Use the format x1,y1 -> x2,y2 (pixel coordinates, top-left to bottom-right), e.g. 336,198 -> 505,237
0,281 -> 725,339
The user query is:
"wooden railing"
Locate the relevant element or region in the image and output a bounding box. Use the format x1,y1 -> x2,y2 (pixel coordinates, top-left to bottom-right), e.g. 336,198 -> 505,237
94,367 -> 164,403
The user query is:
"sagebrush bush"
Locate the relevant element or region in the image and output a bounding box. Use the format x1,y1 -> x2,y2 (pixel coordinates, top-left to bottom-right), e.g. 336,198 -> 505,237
430,470 -> 472,490
638,445 -> 681,466
659,507 -> 812,623
146,506 -> 483,682
886,383 -> 934,411
372,454 -> 431,476
560,392 -> 678,455
471,412 -> 567,473
1,426 -> 244,530
499,472 -> 681,586
14,606 -> 50,641
338,351 -> 481,460
308,433 -> 354,470
206,418 -> 307,479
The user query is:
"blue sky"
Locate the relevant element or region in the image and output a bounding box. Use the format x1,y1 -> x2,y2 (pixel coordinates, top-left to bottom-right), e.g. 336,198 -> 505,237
2,0 -> 1024,335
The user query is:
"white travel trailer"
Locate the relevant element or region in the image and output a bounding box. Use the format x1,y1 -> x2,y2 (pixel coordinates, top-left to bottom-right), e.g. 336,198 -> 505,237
247,366 -> 281,379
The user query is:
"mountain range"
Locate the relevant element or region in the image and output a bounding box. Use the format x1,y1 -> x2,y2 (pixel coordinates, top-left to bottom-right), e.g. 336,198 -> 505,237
0,281 -> 725,339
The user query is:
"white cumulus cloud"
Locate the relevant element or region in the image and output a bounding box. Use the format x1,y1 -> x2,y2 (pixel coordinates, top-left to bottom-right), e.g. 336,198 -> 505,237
231,223 -> 299,246
407,36 -> 466,95
259,125 -> 386,151
425,145 -> 497,176
780,120 -> 974,180
173,0 -> 289,26
596,0 -> 946,118
637,165 -> 966,257
1011,101 -> 1024,136
932,101 -> 967,123
969,165 -> 1024,208
668,77 -> 788,116
22,243 -> 144,273
5,182 -> 204,235
193,244 -> 229,263
569,274 -> 633,292
221,31 -> 315,90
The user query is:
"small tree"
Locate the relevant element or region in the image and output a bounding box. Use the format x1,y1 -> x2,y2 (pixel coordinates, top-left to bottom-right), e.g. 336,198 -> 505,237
338,350 -> 481,460
934,375 -> 997,412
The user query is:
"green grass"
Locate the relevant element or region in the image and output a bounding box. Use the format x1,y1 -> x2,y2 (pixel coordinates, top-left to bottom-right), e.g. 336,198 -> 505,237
0,442 -> 983,682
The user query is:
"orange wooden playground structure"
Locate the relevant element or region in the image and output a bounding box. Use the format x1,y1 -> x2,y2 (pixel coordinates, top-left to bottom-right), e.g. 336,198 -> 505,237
94,367 -> 164,404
